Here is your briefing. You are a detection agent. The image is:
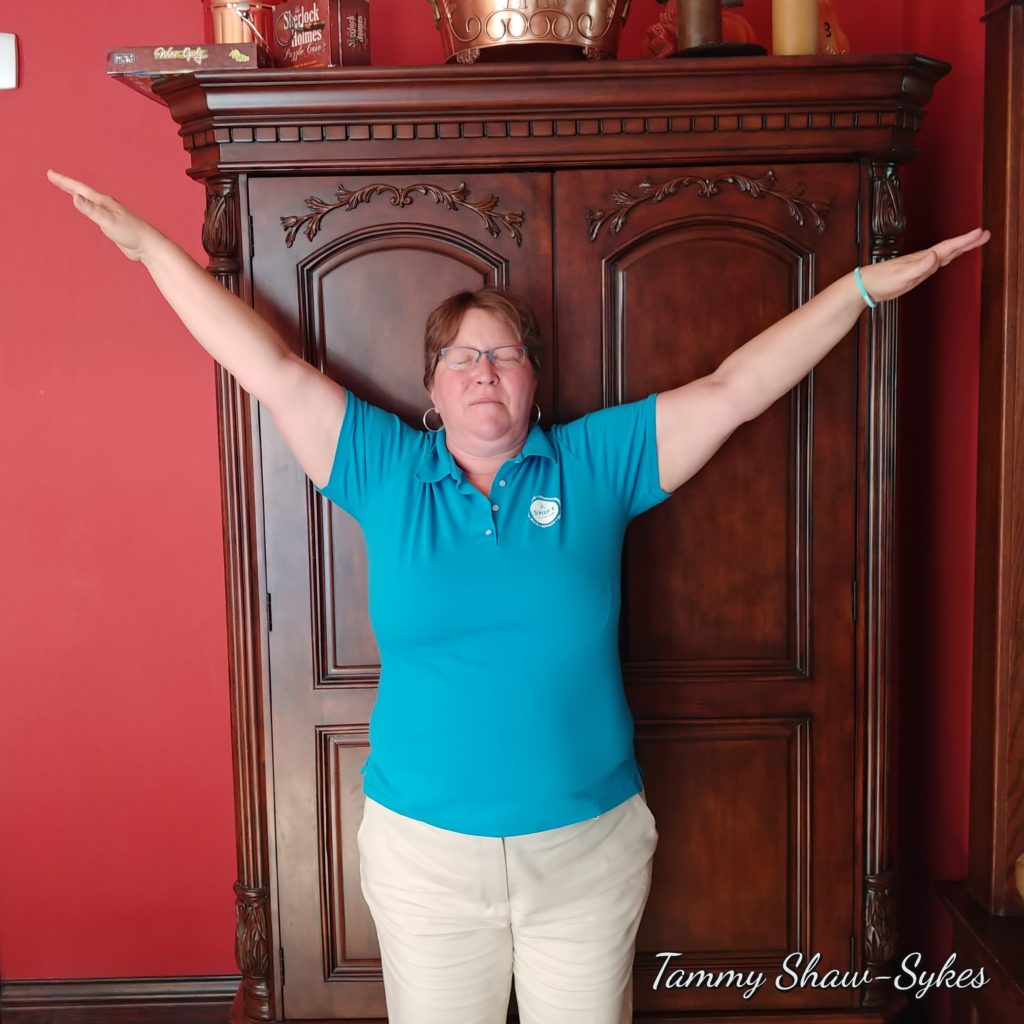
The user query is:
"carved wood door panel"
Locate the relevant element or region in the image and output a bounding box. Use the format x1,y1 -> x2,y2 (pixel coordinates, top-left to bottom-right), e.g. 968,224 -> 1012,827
248,172 -> 553,1019
552,163 -> 863,1013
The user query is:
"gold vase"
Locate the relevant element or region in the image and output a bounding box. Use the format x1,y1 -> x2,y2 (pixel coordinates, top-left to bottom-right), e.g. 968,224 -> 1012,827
425,0 -> 633,63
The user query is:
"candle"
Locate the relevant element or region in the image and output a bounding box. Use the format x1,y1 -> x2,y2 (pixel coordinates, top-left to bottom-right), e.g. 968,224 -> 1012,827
675,0 -> 722,50
772,0 -> 819,55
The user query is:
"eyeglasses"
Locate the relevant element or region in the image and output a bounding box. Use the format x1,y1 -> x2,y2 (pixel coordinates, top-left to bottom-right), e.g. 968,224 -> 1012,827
437,346 -> 529,371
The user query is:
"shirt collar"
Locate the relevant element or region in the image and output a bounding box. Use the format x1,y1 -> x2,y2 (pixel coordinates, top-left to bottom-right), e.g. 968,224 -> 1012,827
414,423 -> 555,484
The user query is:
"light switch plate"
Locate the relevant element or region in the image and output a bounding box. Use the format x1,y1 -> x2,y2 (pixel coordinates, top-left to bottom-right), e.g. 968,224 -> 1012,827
0,33 -> 17,90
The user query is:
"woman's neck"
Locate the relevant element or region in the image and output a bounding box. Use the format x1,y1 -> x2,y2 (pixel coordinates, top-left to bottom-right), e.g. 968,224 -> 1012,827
445,432 -> 527,494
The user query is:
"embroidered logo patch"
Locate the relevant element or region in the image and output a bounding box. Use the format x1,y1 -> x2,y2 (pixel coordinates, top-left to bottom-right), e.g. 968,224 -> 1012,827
528,495 -> 561,528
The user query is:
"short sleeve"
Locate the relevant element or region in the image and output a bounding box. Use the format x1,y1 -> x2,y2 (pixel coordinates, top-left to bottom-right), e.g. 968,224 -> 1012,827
552,393 -> 673,520
313,390 -> 423,520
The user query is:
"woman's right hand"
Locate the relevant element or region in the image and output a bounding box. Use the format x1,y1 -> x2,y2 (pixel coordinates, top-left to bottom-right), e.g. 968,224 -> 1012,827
46,168 -> 346,485
47,170 -> 161,263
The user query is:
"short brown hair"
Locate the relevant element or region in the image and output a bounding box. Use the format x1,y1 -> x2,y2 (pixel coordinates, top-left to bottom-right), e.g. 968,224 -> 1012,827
423,286 -> 543,389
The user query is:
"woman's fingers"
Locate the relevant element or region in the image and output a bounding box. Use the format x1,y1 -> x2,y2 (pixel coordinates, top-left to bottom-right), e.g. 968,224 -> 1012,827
935,228 -> 990,266
936,226 -> 986,249
907,229 -> 989,271
62,189 -> 114,235
73,191 -> 115,227
925,227 -> 989,267
48,170 -> 124,228
877,229 -> 986,275
48,169 -> 152,261
859,228 -> 989,302
47,169 -> 108,205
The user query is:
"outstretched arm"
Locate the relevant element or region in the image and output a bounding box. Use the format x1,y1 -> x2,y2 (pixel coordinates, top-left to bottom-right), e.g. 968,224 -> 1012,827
48,170 -> 346,488
654,227 -> 991,494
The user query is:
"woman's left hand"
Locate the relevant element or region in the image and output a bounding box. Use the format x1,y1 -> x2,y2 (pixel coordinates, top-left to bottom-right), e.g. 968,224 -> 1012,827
858,227 -> 991,304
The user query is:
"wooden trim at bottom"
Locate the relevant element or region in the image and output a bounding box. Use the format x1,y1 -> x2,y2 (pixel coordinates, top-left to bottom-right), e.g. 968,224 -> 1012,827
0,973 -> 915,1024
0,974 -> 239,1024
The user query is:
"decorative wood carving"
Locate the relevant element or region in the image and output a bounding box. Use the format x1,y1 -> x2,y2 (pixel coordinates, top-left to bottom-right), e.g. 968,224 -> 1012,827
864,873 -> 897,964
177,109 -> 923,157
234,881 -> 272,1021
280,181 -> 525,248
204,175 -> 275,1021
869,162 -> 906,244
585,169 -> 831,241
179,109 -> 922,154
864,872 -> 897,1010
859,159 -> 903,1009
221,371 -> 275,1024
203,177 -> 241,284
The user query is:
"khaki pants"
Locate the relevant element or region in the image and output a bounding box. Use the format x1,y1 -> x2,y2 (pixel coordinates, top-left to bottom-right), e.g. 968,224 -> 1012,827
356,790 -> 658,1024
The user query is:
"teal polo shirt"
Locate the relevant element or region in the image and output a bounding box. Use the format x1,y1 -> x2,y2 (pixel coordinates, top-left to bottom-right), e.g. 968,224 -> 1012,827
315,389 -> 673,837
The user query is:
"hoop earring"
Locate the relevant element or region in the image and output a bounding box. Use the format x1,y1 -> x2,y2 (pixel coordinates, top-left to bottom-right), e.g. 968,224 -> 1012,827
532,403 -> 542,426
422,407 -> 444,433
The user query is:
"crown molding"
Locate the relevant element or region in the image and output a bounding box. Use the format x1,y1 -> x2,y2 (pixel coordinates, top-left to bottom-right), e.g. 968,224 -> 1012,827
154,53 -> 950,177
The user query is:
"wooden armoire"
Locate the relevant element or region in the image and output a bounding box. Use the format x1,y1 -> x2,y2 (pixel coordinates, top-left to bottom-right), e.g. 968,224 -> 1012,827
158,54 -> 947,1023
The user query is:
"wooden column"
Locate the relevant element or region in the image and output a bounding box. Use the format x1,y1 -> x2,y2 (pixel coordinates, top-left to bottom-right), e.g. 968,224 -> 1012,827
940,2 -> 1024,1021
968,0 -> 1024,920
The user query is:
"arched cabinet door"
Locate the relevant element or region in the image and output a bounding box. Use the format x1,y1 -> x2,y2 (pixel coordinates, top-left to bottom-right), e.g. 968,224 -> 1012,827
248,172 -> 553,1019
554,163 -> 862,1014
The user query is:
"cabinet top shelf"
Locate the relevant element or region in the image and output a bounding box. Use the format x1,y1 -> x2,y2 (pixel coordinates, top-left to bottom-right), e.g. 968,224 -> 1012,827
154,53 -> 951,178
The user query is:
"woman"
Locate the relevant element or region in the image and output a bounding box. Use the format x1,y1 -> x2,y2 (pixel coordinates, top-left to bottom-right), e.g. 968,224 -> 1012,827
48,169 -> 988,1024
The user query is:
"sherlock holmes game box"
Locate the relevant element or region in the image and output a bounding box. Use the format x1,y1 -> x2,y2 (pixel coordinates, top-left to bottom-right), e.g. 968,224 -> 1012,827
271,0 -> 370,68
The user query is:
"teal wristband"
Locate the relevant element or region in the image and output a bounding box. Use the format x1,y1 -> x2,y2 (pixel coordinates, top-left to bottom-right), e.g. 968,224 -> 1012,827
854,266 -> 878,308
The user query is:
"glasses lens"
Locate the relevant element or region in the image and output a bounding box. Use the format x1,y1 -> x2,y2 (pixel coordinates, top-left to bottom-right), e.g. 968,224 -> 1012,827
492,346 -> 527,368
443,348 -> 478,370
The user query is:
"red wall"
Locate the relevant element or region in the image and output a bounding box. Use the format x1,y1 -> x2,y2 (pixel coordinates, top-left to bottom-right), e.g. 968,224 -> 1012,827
0,2 -> 985,1020
0,0 -> 233,978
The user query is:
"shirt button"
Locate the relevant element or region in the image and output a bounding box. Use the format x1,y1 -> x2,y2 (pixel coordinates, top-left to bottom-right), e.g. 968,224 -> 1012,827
498,480 -> 506,487
491,504 -> 499,512
484,529 -> 493,536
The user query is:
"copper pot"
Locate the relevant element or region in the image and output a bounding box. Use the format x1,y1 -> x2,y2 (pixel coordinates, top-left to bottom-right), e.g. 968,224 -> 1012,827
425,0 -> 633,63
204,0 -> 277,48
